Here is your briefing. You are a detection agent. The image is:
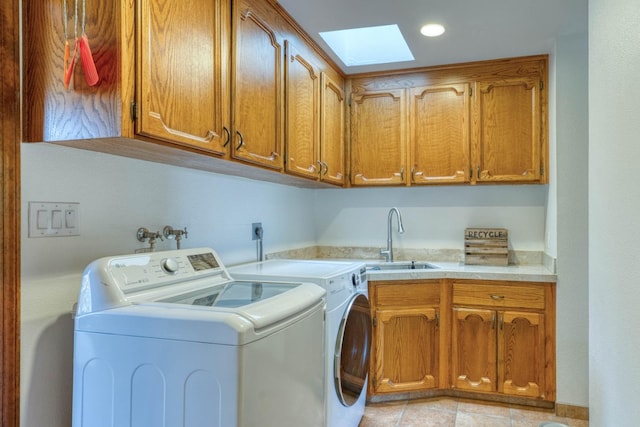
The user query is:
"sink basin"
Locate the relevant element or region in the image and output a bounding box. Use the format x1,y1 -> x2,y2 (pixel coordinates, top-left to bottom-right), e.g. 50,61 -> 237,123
367,261 -> 439,271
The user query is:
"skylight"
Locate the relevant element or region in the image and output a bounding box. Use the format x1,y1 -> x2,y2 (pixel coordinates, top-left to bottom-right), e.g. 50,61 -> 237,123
319,24 -> 414,67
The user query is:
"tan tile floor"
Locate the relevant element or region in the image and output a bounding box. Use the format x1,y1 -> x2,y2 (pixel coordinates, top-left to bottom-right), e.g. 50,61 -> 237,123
360,398 -> 589,427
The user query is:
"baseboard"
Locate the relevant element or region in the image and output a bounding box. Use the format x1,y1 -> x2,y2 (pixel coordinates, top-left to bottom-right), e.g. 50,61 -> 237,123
555,403 -> 589,420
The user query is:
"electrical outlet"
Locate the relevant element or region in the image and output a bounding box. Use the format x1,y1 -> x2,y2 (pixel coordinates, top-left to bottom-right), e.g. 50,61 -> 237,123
252,222 -> 263,240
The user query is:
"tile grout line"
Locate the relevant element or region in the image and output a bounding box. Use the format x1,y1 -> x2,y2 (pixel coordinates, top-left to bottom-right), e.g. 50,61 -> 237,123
394,400 -> 408,427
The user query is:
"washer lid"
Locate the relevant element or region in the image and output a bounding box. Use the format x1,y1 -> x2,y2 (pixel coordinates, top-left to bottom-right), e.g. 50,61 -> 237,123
75,281 -> 326,345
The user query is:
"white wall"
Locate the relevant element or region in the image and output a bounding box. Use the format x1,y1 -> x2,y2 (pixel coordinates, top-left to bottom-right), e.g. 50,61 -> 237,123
20,143 -> 316,427
555,32 -> 589,407
313,185 -> 548,251
589,0 -> 640,425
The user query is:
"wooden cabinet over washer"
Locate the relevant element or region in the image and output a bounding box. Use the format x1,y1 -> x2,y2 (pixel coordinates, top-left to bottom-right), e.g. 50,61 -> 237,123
136,0 -> 231,155
231,0 -> 285,170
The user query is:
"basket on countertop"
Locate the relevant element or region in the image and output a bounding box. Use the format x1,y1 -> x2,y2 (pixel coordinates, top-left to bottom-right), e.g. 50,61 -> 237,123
464,228 -> 509,266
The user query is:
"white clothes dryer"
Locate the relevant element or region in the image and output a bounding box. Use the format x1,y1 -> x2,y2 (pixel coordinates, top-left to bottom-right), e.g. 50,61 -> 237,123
72,248 -> 326,427
228,259 -> 371,427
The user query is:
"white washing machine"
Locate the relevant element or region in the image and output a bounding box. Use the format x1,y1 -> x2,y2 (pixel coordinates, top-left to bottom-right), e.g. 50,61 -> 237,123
228,259 -> 371,427
72,248 -> 326,427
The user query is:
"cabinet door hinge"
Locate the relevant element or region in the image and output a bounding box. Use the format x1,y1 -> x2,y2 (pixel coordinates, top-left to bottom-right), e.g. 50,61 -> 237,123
540,165 -> 545,176
469,87 -> 473,97
130,101 -> 138,121
372,317 -> 377,327
372,378 -> 377,387
540,80 -> 544,90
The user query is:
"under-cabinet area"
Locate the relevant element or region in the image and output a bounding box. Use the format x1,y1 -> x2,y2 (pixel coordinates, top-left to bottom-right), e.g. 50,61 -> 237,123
367,279 -> 556,406
21,0 -> 548,189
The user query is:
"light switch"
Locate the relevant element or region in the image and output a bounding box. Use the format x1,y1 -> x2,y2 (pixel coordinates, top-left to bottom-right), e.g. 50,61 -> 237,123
36,210 -> 49,229
28,202 -> 80,238
65,209 -> 77,228
51,210 -> 63,229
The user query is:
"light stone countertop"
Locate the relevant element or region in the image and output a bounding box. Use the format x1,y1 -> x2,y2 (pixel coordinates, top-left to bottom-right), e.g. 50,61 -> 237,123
363,261 -> 557,283
265,246 -> 557,283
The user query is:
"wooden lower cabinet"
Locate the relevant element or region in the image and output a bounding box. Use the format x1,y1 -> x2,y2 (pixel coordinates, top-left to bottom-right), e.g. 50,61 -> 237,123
368,281 -> 442,395
373,306 -> 439,393
451,307 -> 497,392
368,279 -> 555,403
451,307 -> 546,398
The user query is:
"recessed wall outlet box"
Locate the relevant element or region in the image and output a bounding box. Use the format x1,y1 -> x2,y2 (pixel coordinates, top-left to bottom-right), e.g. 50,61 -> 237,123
252,222 -> 262,240
28,202 -> 80,238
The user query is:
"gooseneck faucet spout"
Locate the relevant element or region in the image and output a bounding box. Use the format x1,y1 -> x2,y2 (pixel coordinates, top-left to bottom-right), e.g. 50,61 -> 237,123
380,207 -> 404,262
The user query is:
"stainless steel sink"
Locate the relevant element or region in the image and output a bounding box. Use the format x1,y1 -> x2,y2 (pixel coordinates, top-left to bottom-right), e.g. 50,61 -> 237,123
367,261 -> 439,271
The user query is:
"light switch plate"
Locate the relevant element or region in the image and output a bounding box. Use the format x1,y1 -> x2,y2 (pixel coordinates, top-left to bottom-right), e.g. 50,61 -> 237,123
28,202 -> 80,238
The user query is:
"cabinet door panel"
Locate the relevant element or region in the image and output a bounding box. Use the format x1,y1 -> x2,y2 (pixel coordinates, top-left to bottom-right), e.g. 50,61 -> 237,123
137,0 -> 229,154
373,307 -> 438,393
475,77 -> 541,182
232,2 -> 283,169
410,84 -> 470,184
499,311 -> 545,398
350,90 -> 407,186
451,307 -> 496,392
285,41 -> 319,179
320,73 -> 346,185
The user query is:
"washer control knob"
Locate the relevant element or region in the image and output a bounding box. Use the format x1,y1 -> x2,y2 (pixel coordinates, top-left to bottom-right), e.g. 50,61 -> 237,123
351,273 -> 360,288
161,258 -> 179,274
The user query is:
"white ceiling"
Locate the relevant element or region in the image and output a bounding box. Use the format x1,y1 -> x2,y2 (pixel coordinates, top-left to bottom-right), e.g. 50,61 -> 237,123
277,0 -> 588,74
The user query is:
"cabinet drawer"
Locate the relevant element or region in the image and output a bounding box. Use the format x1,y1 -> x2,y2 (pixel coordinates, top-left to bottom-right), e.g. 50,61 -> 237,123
452,282 -> 545,310
373,281 -> 440,307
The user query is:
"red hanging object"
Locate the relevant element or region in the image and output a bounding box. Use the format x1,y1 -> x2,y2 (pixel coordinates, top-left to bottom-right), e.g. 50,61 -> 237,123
79,0 -> 99,86
79,33 -> 99,86
64,37 -> 78,90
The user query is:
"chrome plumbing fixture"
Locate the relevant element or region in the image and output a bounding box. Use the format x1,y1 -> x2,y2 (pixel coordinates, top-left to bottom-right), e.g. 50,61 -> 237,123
163,226 -> 188,249
379,207 -> 405,262
136,227 -> 163,252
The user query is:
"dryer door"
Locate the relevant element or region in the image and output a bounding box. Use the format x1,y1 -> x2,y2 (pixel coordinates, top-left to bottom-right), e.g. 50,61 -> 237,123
334,293 -> 371,407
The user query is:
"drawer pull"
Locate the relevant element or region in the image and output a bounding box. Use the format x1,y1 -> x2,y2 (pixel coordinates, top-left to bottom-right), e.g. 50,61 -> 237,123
490,294 -> 505,300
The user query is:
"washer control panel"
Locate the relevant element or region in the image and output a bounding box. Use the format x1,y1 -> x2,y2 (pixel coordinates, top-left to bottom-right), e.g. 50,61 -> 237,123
104,248 -> 229,294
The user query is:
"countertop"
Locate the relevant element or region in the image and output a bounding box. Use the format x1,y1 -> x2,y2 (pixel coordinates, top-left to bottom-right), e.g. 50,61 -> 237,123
363,261 -> 557,283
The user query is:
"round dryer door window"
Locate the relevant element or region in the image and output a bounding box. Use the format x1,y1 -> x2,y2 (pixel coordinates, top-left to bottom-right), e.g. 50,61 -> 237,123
334,293 -> 371,407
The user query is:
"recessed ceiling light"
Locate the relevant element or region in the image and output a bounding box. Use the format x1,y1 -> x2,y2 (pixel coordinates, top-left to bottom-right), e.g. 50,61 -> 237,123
319,24 -> 414,67
420,23 -> 445,37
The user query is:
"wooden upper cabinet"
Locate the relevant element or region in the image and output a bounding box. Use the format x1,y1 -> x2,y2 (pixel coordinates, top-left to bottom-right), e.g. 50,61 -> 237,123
231,0 -> 284,170
409,84 -> 471,184
320,73 -> 346,185
350,90 -> 407,186
285,41 -> 320,179
137,0 -> 230,155
473,77 -> 542,182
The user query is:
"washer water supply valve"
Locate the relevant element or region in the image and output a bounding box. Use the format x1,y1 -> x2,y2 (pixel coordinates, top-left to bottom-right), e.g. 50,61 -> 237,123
136,227 -> 163,252
163,226 -> 188,249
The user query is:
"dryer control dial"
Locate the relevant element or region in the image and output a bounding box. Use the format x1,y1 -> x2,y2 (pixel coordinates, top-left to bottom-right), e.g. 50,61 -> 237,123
161,258 -> 179,274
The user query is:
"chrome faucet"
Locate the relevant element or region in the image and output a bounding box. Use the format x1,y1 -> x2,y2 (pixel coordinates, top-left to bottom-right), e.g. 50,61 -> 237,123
380,207 -> 405,262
